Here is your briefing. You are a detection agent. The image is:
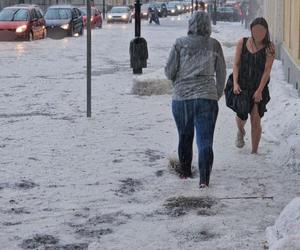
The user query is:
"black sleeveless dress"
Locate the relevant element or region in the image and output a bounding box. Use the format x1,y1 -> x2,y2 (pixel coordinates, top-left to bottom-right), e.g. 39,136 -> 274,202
237,38 -> 271,121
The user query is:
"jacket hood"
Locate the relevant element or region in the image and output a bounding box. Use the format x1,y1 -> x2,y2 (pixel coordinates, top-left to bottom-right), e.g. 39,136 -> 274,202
188,11 -> 211,37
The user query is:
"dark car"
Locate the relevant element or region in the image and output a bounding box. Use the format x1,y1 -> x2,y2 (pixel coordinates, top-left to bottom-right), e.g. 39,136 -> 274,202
0,4 -> 46,41
79,6 -> 102,28
45,5 -> 84,37
216,6 -> 241,22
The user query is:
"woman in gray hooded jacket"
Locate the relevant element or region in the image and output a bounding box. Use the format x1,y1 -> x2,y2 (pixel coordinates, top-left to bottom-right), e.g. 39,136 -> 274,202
165,12 -> 226,188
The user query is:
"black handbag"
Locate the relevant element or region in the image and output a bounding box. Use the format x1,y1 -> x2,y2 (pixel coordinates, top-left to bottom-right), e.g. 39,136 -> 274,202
224,38 -> 250,115
224,73 -> 250,115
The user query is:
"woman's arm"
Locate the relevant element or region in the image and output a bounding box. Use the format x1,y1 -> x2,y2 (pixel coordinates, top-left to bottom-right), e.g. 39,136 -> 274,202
233,38 -> 244,95
165,42 -> 180,83
215,41 -> 226,99
253,43 -> 275,102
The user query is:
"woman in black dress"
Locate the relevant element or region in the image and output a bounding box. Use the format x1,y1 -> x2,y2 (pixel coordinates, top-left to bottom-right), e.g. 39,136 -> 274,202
232,17 -> 275,154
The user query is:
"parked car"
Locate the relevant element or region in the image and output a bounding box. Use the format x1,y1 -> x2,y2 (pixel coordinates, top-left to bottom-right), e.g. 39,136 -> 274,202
166,2 -> 179,16
0,4 -> 46,41
216,6 -> 241,22
79,6 -> 102,28
107,6 -> 132,23
45,5 -> 84,37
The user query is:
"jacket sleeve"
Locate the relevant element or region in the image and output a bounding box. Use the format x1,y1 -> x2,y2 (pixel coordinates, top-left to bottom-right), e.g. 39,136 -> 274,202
215,41 -> 226,100
165,42 -> 180,83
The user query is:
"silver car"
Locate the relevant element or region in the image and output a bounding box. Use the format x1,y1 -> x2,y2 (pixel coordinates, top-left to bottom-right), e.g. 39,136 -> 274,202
107,6 -> 132,23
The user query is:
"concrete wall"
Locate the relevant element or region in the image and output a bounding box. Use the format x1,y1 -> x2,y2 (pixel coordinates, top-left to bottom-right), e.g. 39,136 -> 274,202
263,0 -> 300,97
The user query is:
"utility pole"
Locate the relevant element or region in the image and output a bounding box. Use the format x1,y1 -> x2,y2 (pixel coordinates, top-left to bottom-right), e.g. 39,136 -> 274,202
213,0 -> 217,25
135,0 -> 141,37
191,0 -> 194,14
87,0 -> 92,117
102,0 -> 106,20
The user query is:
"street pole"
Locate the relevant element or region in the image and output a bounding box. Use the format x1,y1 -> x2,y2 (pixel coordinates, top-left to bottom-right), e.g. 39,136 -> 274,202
102,0 -> 106,20
135,0 -> 141,37
191,0 -> 194,14
213,0 -> 217,25
87,0 -> 92,117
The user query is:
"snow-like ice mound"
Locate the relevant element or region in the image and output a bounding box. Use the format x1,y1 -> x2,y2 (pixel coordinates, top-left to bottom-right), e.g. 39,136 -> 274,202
266,197 -> 300,250
131,68 -> 172,96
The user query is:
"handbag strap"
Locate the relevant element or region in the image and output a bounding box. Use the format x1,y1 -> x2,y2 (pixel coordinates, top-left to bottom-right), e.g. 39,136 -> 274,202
238,38 -> 247,86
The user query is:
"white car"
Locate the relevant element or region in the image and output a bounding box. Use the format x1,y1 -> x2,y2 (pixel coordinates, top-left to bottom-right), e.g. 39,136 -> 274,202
107,6 -> 132,23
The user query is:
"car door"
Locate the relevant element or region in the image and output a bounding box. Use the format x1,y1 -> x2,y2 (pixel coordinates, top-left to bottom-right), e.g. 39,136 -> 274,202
71,8 -> 79,33
30,9 -> 39,38
35,8 -> 45,38
74,8 -> 83,33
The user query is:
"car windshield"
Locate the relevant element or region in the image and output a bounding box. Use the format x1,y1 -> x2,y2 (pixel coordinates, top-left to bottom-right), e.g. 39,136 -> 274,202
79,8 -> 87,15
45,8 -> 72,20
79,8 -> 95,16
167,3 -> 177,7
141,4 -> 150,9
111,7 -> 128,13
0,8 -> 29,21
218,7 -> 234,12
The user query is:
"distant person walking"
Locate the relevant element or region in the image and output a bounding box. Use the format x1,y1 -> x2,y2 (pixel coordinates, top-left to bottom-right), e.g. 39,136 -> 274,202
232,17 -> 275,153
165,12 -> 226,188
149,6 -> 160,25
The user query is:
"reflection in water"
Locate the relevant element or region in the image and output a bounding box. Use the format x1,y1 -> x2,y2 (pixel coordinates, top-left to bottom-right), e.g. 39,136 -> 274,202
170,16 -> 183,22
121,24 -> 129,30
15,43 -> 26,56
62,37 -> 70,48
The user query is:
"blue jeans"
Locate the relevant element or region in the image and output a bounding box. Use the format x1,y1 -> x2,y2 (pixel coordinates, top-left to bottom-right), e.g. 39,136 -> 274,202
172,98 -> 219,185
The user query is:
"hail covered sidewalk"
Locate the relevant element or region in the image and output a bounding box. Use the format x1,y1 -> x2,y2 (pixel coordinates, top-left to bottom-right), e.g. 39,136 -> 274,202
0,14 -> 299,250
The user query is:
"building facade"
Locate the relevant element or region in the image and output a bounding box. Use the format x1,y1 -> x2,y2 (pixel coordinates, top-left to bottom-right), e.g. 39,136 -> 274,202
264,0 -> 300,96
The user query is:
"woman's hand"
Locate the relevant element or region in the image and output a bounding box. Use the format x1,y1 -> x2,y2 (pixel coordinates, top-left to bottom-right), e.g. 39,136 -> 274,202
233,83 -> 241,95
253,90 -> 263,103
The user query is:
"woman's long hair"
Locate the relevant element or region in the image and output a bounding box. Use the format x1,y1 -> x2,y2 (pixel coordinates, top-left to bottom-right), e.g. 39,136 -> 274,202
250,17 -> 274,54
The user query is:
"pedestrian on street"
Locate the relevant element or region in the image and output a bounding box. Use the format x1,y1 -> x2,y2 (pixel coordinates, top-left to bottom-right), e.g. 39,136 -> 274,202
232,17 -> 275,153
165,12 -> 226,188
240,3 -> 246,25
149,6 -> 160,25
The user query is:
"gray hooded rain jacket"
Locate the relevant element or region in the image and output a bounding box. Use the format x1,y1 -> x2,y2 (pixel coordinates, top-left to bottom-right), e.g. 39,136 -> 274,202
165,12 -> 226,101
